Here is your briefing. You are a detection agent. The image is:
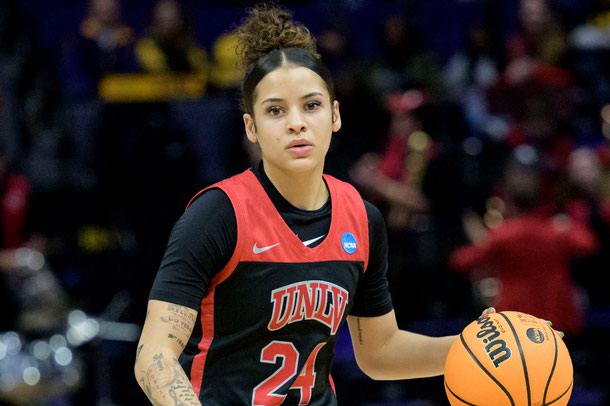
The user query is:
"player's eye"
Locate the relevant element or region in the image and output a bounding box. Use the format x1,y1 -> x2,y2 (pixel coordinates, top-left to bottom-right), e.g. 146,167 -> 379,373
267,106 -> 283,116
305,100 -> 321,111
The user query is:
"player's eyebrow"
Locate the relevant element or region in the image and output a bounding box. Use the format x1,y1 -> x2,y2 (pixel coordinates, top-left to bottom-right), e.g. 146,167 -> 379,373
261,92 -> 324,104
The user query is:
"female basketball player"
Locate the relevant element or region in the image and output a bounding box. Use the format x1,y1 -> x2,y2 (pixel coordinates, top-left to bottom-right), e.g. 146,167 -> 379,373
134,4 -> 483,405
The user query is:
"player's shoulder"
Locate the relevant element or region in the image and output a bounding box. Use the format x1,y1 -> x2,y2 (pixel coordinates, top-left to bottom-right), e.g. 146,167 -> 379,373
186,169 -> 255,211
187,187 -> 232,211
183,187 -> 235,230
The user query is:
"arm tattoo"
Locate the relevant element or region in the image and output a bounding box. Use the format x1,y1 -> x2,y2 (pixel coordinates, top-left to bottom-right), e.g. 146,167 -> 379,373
357,318 -> 364,345
140,353 -> 200,405
168,333 -> 186,349
159,304 -> 196,335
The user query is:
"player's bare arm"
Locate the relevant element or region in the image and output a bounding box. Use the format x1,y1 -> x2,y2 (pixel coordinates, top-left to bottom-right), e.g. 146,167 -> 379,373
347,311 -> 456,380
135,300 -> 201,406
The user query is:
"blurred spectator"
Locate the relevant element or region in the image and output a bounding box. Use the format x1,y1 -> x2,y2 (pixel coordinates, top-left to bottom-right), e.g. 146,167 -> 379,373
1,0 -> 63,180
351,90 -> 433,231
0,163 -> 73,403
566,146 -> 610,207
366,14 -> 447,102
451,156 -> 598,336
489,0 -> 573,113
0,146 -> 67,333
135,0 -> 209,74
351,90 -> 469,322
318,23 -> 386,181
317,23 -> 355,83
487,0 -> 576,211
208,31 -> 242,90
79,0 -> 136,74
563,146 -> 610,308
445,24 -> 500,101
175,31 -> 249,187
502,106 -> 574,215
444,24 -> 501,139
561,145 -> 610,398
60,0 -> 137,190
487,0 -> 572,134
504,0 -> 569,86
63,0 -> 136,99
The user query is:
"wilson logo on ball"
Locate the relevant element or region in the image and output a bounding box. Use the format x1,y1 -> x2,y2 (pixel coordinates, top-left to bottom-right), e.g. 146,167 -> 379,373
445,311 -> 574,406
476,316 -> 512,368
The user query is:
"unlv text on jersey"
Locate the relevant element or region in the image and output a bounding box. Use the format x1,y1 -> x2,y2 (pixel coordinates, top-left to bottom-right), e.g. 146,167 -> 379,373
268,281 -> 349,335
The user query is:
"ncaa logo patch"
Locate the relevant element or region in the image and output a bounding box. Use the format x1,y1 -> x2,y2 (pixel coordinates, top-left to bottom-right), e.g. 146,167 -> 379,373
526,327 -> 545,344
341,232 -> 357,254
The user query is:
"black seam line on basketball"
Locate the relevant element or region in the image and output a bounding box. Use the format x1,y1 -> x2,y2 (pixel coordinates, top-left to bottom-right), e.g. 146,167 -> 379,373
499,313 -> 531,406
543,324 -> 559,404
444,381 -> 479,406
459,333 -> 515,406
544,381 -> 572,406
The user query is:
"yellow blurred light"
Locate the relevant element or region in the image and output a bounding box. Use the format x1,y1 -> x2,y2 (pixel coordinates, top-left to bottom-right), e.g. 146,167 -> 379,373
408,131 -> 430,152
484,209 -> 504,229
485,197 -> 506,213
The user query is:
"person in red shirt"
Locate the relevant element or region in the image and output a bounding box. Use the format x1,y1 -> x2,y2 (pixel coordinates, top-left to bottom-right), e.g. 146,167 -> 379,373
451,157 -> 598,336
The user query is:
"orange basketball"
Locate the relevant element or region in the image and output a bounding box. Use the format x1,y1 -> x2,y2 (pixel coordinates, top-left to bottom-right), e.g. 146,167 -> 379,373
444,311 -> 573,406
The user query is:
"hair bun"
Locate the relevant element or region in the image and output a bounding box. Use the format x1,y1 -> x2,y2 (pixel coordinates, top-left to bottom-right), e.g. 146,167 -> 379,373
235,3 -> 319,69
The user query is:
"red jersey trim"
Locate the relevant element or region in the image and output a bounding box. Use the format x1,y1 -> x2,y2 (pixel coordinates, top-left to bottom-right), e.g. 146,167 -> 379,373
329,374 -> 336,395
187,175 -> 248,397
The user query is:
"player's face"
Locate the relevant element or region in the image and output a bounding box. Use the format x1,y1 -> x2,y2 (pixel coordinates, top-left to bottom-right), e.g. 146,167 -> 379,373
243,66 -> 341,175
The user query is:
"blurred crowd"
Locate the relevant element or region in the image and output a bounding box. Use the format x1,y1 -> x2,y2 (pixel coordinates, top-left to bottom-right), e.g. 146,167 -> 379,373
1,0 -> 610,405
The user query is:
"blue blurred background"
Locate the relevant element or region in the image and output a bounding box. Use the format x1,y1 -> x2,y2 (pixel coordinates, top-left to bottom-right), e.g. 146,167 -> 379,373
1,0 -> 609,404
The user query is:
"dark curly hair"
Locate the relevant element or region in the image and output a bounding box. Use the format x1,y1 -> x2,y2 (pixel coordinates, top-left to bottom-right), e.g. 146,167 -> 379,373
235,3 -> 335,114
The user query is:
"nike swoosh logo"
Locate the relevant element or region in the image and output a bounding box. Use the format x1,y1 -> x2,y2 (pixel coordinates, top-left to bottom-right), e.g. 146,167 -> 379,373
252,242 -> 280,254
303,235 -> 325,247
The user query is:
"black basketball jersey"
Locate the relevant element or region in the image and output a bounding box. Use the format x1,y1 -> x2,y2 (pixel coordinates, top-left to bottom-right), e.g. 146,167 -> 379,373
185,169 -> 370,405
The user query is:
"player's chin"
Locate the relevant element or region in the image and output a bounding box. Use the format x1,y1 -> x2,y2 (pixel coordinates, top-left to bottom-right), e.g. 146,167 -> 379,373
285,154 -> 322,171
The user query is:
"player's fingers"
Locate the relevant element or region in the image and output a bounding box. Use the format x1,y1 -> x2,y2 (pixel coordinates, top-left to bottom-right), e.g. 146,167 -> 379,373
481,307 -> 496,316
545,320 -> 565,339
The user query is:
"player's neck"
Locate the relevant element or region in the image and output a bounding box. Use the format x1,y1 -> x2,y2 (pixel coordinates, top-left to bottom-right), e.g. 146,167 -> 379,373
263,163 -> 328,211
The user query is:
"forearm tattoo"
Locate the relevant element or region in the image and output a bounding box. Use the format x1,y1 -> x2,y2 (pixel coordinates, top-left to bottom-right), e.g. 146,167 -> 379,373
160,304 -> 196,335
139,352 -> 200,406
168,333 -> 186,350
357,318 -> 364,345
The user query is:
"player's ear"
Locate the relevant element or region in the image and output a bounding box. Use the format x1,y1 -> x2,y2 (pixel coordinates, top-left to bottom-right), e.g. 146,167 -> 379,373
331,100 -> 341,133
243,113 -> 258,144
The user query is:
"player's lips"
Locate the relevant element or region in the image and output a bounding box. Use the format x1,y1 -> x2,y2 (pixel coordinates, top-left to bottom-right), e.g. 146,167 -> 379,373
287,139 -> 313,156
